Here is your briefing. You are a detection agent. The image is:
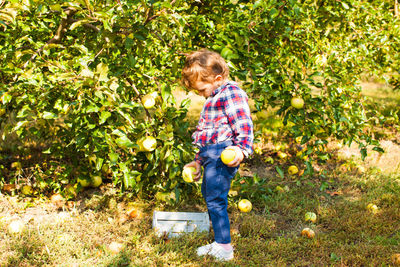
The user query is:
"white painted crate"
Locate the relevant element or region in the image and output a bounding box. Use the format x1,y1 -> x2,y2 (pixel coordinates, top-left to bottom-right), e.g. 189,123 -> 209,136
152,211 -> 210,238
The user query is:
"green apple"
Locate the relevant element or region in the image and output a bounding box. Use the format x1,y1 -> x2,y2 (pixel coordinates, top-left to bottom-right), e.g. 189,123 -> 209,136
182,166 -> 196,183
142,94 -> 156,109
238,199 -> 252,212
77,176 -> 91,187
276,186 -> 285,193
21,185 -> 33,195
288,165 -> 299,175
8,220 -> 25,234
291,97 -> 304,109
65,184 -> 77,197
91,175 -> 102,187
304,212 -> 317,223
277,151 -> 288,159
138,136 -> 157,152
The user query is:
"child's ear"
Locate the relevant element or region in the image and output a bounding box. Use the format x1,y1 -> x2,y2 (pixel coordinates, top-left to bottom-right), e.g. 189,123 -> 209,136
215,75 -> 223,81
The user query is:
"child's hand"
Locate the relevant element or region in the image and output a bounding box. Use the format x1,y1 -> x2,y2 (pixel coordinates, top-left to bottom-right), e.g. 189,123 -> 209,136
184,161 -> 202,181
225,146 -> 244,167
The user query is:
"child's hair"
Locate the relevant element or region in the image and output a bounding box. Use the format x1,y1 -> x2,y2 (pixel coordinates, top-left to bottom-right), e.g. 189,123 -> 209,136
182,49 -> 229,89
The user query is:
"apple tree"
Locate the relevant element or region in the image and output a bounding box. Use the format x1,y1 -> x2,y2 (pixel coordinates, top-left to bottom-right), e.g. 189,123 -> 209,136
0,0 -> 398,199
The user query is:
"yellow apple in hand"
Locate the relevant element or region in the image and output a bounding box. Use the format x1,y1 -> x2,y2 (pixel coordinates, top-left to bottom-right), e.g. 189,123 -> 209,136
304,212 -> 317,223
221,148 -> 236,165
291,97 -> 304,109
182,166 -> 196,183
238,199 -> 252,212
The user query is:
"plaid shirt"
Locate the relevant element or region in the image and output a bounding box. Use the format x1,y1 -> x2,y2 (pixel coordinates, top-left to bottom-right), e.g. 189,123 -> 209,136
193,81 -> 254,163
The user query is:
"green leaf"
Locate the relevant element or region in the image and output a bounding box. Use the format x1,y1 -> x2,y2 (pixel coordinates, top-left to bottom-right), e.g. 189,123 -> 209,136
42,111 -> 57,119
99,111 -> 111,124
269,8 -> 279,19
109,153 -> 119,164
96,157 -> 104,171
96,62 -> 109,82
341,2 -> 349,9
115,135 -> 134,149
276,166 -> 284,179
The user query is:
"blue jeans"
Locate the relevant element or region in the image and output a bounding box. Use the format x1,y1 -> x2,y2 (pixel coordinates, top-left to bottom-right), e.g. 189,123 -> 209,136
199,141 -> 239,244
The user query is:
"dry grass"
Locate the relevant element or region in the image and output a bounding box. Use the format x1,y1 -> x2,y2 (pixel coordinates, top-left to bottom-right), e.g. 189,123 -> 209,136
0,82 -> 399,266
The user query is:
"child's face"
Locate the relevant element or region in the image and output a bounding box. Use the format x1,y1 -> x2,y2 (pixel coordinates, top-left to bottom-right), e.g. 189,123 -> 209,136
192,75 -> 224,98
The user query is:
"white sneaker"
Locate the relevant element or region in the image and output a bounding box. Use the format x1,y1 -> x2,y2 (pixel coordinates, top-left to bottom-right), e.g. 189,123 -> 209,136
196,242 -> 234,261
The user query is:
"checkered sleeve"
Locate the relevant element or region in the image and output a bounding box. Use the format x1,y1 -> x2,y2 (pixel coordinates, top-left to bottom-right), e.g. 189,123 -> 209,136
223,84 -> 254,156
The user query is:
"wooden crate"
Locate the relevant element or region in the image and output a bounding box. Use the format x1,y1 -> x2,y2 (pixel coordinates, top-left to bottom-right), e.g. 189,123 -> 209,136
152,211 -> 210,238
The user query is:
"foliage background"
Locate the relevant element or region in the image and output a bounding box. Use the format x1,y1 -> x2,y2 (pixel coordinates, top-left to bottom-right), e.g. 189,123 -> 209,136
0,0 -> 399,199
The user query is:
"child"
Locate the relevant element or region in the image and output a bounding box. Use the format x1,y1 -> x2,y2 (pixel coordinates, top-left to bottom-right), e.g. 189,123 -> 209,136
182,49 -> 254,261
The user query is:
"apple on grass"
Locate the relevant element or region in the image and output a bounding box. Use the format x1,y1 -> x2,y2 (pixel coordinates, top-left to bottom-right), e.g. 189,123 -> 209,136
277,151 -> 288,160
301,227 -> 315,238
238,199 -> 252,212
8,220 -> 25,234
392,253 -> 400,266
304,212 -> 317,223
288,165 -> 299,175
367,203 -> 378,214
108,241 -> 124,254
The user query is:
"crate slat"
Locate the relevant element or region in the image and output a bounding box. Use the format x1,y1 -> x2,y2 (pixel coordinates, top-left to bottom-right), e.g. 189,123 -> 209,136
152,211 -> 210,238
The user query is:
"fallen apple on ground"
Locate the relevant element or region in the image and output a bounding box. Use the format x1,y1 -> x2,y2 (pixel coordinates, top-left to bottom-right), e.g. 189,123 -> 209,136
238,199 -> 252,212
304,212 -> 317,223
288,165 -> 299,175
367,203 -> 378,214
108,241 -> 124,254
392,253 -> 400,266
8,220 -> 25,234
277,151 -> 288,160
182,166 -> 196,183
301,227 -> 315,238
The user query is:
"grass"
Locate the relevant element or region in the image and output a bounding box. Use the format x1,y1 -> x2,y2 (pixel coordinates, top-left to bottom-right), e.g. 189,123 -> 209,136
0,82 -> 400,266
1,166 -> 399,266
